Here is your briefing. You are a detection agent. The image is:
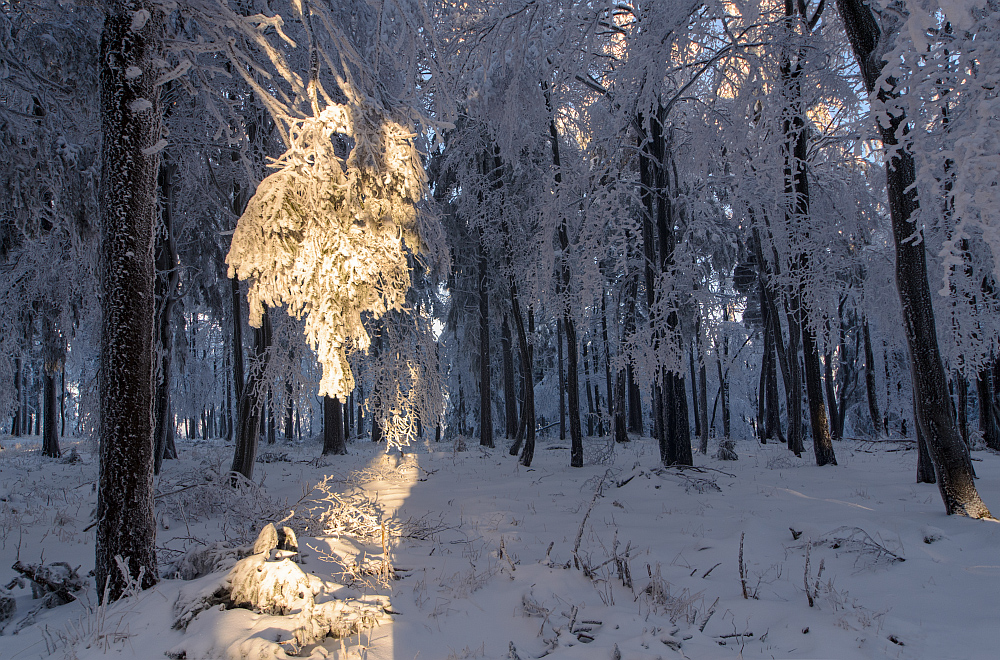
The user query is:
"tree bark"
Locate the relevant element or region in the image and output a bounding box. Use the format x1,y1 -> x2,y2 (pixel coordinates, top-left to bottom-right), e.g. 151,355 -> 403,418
42,370 -> 59,458
565,317 -> 583,466
230,310 -> 271,482
371,324 -> 384,443
323,396 -> 347,455
478,241 -> 493,448
953,374 -> 969,449
95,0 -> 160,602
546,110 -> 582,467
915,393 -> 936,483
502,317 -> 517,439
690,340 -> 702,447
838,0 -> 990,516
12,356 -> 22,436
583,341 -> 595,437
977,367 -> 999,450
558,318 -> 566,441
862,319 -> 881,436
154,160 -> 180,474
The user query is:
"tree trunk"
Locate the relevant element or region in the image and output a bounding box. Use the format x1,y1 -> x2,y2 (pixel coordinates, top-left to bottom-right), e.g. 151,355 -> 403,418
552,318 -> 562,442
977,367 -> 999,450
915,393 -> 936,483
502,317 -> 518,439
12,357 -> 22,436
371,324 -> 383,443
837,0 -> 990,516
478,243 -> 493,448
323,396 -> 347,455
583,341 -> 595,437
95,0 -> 160,602
565,317 -> 583,466
546,109 -> 581,467
154,160 -> 179,474
601,292 -> 614,437
507,286 -> 536,465
862,319 -> 881,436
953,374 -> 969,449
627,364 -> 642,434
42,369 -> 59,458
690,340 -> 702,447
699,355 -> 710,449
802,322 -> 837,465
230,311 -> 272,482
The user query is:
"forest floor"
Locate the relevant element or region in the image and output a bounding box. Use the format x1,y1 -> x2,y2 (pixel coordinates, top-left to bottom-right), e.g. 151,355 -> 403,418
0,431 -> 997,660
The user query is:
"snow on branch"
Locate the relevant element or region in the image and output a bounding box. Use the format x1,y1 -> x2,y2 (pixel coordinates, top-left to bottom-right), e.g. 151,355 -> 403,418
226,83 -> 430,400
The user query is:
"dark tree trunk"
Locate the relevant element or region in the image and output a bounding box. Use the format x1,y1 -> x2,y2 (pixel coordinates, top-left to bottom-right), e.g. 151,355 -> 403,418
267,388 -> 276,445
502,317 -> 518,438
977,367 -> 999,450
154,160 -> 179,474
699,355 -> 710,448
230,311 -> 271,482
601,293 -> 614,436
546,110 -> 581,467
802,324 -> 837,465
478,243 -> 493,448
507,286 -> 536,465
42,369 -> 59,458
34,373 -> 41,435
638,121 -> 663,454
323,396 -> 347,455
565,317 -> 583,466
915,393 -> 936,483
356,387 -> 363,441
764,318 -> 783,443
835,309 -> 852,440
60,369 -> 66,438
715,358 -> 728,439
95,0 -> 160,602
690,341 -> 702,446
953,375 -> 969,449
41,311 -> 62,459
557,318 -> 566,440
838,0 -> 990,516
862,319 -> 881,436
371,324 -> 383,443
285,380 -> 295,441
12,357 -> 22,436
231,275 -> 245,409
583,341 -> 595,437
628,364 -> 642,434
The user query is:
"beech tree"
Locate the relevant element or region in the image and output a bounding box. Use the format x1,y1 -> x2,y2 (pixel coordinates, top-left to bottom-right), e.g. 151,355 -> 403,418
835,0 -> 992,517
94,0 -> 162,601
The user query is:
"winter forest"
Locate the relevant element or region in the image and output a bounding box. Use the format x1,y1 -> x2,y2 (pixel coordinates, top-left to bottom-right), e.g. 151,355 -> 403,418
1,0 -> 1000,658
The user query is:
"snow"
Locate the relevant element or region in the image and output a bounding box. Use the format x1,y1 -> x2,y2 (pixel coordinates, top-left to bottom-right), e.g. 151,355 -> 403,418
1,433 -> 998,659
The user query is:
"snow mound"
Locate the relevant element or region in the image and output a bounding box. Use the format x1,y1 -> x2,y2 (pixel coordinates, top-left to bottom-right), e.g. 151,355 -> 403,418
170,524 -> 386,659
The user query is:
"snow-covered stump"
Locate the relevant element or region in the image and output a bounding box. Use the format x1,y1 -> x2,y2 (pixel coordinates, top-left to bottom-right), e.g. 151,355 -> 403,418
170,524 -> 386,658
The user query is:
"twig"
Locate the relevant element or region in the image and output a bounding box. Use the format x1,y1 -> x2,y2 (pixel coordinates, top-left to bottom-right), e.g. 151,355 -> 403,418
702,562 -> 722,579
698,596 -> 719,632
573,470 -> 613,569
804,542 -> 814,607
718,631 -> 754,639
739,532 -> 748,600
155,482 -> 210,500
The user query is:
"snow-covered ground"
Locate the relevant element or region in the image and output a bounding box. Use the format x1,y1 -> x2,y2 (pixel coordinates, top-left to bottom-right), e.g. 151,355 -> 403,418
1,432 -> 997,660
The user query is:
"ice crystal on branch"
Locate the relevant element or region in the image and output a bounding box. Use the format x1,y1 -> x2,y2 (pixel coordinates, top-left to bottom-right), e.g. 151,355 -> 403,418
226,84 -> 429,399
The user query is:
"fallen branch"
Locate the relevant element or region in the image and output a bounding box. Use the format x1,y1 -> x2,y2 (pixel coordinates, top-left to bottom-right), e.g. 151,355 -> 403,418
572,470 -> 613,570
11,561 -> 81,604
